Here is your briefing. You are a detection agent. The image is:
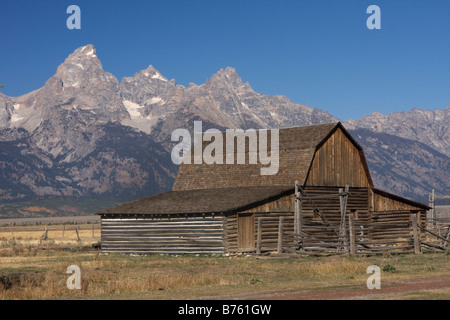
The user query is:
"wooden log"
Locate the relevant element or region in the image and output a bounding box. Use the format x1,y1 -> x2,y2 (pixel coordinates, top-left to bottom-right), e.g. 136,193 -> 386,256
299,193 -> 349,200
348,214 -> 356,256
412,214 -> 422,254
443,228 -> 450,248
419,241 -> 446,251
295,187 -> 302,245
418,225 -> 449,242
339,186 -> 349,251
256,218 -> 262,255
295,181 -> 299,236
277,216 -> 284,253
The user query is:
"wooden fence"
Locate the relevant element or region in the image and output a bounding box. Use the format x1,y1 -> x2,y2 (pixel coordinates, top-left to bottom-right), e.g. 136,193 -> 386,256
255,213 -> 449,256
418,218 -> 450,253
0,223 -> 100,242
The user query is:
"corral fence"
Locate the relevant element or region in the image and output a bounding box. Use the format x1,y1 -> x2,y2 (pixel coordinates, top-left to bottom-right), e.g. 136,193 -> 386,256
418,218 -> 450,253
256,214 -> 450,256
255,185 -> 449,256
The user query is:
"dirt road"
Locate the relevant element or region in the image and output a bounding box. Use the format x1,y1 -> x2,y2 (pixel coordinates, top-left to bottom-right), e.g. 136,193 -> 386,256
255,277 -> 450,300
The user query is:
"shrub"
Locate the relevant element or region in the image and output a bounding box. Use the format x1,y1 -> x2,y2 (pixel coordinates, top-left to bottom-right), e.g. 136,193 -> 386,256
382,265 -> 396,273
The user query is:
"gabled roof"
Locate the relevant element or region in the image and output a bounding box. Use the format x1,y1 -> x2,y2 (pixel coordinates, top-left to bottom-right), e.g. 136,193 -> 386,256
98,186 -> 293,215
173,122 -> 373,190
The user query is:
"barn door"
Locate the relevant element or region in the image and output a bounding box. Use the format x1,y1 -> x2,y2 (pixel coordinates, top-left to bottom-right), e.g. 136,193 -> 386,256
238,213 -> 255,251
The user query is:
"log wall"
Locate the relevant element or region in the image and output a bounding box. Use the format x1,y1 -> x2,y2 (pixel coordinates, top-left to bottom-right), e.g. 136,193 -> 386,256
225,193 -> 294,252
101,214 -> 226,255
301,186 -> 370,223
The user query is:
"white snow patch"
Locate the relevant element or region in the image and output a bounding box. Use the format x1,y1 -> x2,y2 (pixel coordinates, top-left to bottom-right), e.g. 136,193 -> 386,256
67,82 -> 80,88
148,97 -> 163,104
121,117 -> 158,135
123,100 -> 144,118
269,111 -> 280,120
75,63 -> 85,70
151,73 -> 167,81
11,104 -> 24,123
11,114 -> 24,123
85,49 -> 96,57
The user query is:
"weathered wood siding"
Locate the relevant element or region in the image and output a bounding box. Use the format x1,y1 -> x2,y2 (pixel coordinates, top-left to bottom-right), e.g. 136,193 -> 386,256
237,213 -> 255,250
306,128 -> 371,188
370,190 -> 425,211
225,193 -> 294,252
301,186 -> 370,223
101,215 -> 226,254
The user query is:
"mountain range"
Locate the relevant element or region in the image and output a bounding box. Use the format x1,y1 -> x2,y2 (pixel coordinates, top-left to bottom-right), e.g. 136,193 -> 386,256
0,44 -> 448,217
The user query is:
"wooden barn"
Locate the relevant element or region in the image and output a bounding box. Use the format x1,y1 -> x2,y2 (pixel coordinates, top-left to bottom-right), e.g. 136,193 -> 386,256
98,122 -> 430,255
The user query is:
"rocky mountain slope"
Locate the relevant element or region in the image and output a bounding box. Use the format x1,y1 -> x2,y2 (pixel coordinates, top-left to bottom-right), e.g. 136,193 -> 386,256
0,44 -> 448,213
345,107 -> 450,158
350,129 -> 449,200
119,65 -> 338,149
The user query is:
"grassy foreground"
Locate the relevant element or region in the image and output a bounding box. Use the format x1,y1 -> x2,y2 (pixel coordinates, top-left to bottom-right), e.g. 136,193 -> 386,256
0,227 -> 449,300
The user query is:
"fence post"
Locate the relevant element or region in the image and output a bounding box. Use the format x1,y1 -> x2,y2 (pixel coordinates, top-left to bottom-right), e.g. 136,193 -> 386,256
75,225 -> 81,242
339,186 -> 349,252
256,218 -> 262,255
294,181 -> 299,235
277,216 -> 284,254
294,181 -> 303,248
412,213 -> 422,254
348,214 -> 356,256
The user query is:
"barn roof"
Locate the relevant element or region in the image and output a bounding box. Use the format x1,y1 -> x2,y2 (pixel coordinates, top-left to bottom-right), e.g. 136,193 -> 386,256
173,122 -> 371,190
98,186 -> 293,215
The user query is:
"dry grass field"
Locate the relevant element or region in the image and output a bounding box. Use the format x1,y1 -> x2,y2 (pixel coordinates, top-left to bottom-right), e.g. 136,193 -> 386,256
436,205 -> 450,219
0,222 -> 449,300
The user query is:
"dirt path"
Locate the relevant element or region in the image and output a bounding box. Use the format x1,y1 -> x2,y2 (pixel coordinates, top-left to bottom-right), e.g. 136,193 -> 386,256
254,277 -> 450,300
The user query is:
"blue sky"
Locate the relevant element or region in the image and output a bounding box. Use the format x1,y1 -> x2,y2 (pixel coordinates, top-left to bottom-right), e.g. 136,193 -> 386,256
0,0 -> 449,120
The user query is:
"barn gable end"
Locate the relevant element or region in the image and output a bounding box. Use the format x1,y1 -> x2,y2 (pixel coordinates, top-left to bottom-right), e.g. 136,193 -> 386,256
305,126 -> 373,188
